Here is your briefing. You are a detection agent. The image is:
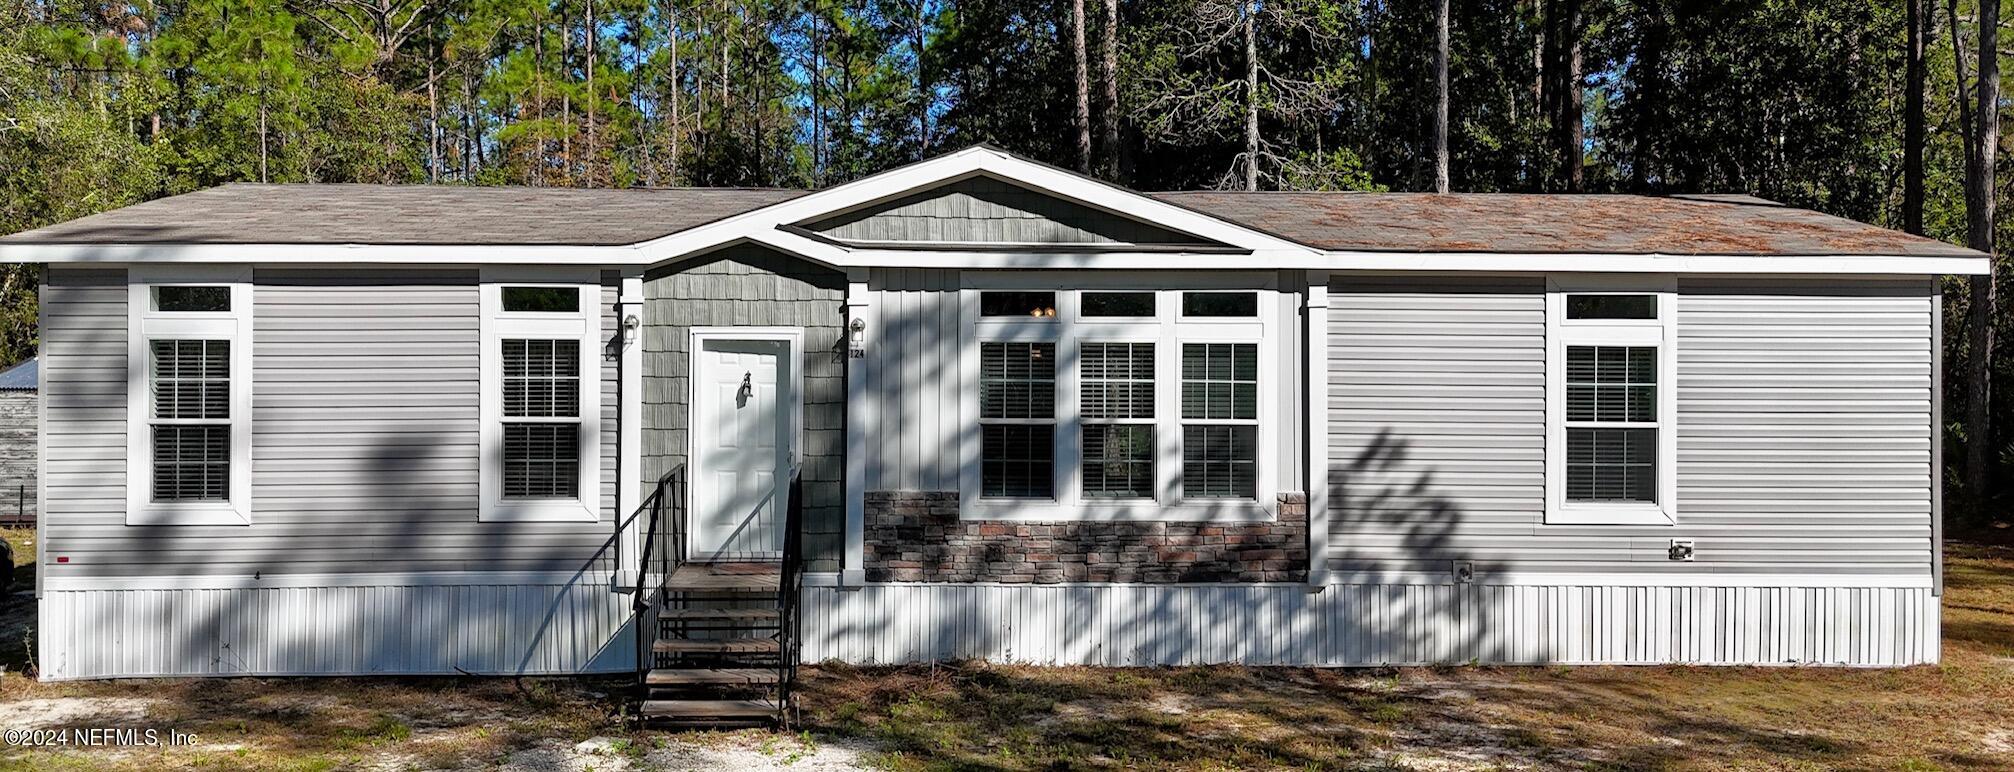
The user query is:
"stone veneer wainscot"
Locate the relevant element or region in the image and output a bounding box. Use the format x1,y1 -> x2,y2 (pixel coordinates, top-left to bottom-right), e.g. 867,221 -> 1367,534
863,492 -> 1309,583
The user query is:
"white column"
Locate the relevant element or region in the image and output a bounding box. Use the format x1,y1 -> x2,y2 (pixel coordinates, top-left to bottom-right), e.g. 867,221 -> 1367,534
1304,270 -> 1330,588
842,268 -> 873,587
618,272 -> 645,585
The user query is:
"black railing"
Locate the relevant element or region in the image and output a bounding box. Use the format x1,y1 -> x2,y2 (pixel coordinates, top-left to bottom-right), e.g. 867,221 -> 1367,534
777,468 -> 805,718
631,465 -> 687,700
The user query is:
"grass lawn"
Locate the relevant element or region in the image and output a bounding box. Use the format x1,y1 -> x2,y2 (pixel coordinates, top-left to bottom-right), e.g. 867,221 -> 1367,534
0,533 -> 2009,770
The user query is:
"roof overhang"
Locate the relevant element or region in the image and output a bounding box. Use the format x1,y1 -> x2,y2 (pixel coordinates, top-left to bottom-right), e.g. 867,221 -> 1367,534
0,145 -> 1991,276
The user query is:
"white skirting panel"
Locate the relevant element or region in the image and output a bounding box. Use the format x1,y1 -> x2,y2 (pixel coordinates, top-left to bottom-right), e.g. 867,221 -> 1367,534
38,581 -> 637,680
801,583 -> 1941,667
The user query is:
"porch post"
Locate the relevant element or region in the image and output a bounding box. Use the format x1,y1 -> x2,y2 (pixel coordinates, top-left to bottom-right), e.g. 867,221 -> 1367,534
618,271 -> 645,585
1305,270 -> 1330,589
842,268 -> 872,587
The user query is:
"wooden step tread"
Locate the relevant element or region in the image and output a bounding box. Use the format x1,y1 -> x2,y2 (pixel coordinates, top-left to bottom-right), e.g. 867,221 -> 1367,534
645,667 -> 781,686
665,575 -> 781,591
653,637 -> 781,654
660,608 -> 781,622
640,699 -> 778,719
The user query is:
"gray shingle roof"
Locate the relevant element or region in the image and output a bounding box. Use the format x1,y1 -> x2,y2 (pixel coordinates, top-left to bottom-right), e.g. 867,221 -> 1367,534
0,184 -> 806,246
0,182 -> 1976,257
1149,192 -> 1980,257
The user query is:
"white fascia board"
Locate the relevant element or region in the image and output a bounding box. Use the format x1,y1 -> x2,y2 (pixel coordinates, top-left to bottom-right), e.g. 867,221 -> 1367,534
1324,251 -> 1993,276
628,146 -> 1319,260
9,241 -> 1987,277
2,242 -> 637,264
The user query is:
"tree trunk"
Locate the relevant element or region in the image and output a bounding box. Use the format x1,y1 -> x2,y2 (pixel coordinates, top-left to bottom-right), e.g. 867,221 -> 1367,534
427,40 -> 440,184
914,2 -> 930,155
670,5 -> 681,184
257,84 -> 269,184
1966,0 -> 2000,505
1243,0 -> 1258,191
1434,0 -> 1450,194
1561,0 -> 1582,192
585,0 -> 596,187
1072,0 -> 1090,172
1904,0 -> 1926,234
1101,0 -> 1119,177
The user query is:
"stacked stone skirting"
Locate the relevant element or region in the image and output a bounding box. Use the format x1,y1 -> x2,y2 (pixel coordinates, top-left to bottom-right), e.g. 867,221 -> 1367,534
863,492 -> 1308,583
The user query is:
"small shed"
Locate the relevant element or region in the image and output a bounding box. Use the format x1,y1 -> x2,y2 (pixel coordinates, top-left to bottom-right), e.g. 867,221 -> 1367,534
0,356 -> 36,526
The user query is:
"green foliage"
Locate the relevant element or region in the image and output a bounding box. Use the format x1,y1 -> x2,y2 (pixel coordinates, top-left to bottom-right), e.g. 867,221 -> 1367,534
0,0 -> 2007,512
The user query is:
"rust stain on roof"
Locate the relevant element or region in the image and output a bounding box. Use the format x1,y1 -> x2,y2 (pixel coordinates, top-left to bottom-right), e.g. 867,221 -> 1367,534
1153,191 -> 1979,257
0,182 -> 1981,259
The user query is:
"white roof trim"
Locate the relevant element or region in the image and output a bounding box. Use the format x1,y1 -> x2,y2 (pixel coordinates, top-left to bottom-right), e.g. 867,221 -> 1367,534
0,143 -> 1988,276
1324,251 -> 1992,276
625,145 -> 1317,259
4,240 -> 1988,275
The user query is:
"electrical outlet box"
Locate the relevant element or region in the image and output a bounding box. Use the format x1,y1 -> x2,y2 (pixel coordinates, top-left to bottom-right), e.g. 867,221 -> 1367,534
1451,560 -> 1475,583
1669,539 -> 1696,562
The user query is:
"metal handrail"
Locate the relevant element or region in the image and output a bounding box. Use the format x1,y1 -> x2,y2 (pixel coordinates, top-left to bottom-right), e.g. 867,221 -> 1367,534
777,467 -> 805,717
631,466 -> 686,705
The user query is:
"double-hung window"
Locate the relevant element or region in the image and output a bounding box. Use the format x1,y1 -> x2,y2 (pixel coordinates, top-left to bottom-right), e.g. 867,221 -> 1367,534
1545,279 -> 1677,525
480,274 -> 602,522
127,268 -> 253,525
963,281 -> 1274,520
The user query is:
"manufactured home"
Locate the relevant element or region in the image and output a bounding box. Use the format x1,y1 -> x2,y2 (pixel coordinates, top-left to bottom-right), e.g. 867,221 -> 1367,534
1,147 -> 1988,716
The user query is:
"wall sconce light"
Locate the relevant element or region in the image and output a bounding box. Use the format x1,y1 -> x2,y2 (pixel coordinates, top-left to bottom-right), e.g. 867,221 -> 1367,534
849,316 -> 867,359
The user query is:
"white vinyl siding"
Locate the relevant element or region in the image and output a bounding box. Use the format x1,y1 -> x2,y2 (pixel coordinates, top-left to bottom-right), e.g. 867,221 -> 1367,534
38,268 -> 623,579
1327,276 -> 1935,581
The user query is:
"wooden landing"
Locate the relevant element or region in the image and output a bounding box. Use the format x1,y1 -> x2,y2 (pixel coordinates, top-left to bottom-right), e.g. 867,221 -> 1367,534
665,562 -> 781,592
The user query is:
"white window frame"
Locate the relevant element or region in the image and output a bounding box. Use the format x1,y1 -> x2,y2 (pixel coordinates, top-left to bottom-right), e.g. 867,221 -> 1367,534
479,268 -> 603,523
126,265 -> 254,526
1544,275 -> 1678,526
957,273 -> 1278,522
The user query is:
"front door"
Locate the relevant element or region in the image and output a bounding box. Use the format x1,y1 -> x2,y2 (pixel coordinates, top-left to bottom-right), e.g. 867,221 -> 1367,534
689,336 -> 794,561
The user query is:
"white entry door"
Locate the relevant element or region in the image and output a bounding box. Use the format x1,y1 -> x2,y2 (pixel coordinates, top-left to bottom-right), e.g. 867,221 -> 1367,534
689,336 -> 795,561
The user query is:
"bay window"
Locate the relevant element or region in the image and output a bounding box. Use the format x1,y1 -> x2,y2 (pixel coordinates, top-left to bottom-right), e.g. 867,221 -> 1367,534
961,280 -> 1275,521
1545,278 -> 1678,525
480,271 -> 602,522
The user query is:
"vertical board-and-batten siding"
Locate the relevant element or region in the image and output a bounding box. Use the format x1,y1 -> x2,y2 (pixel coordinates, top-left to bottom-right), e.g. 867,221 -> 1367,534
1326,276 -> 1934,579
800,583 -> 1938,667
38,579 -> 634,679
865,268 -> 1307,493
641,246 -> 848,570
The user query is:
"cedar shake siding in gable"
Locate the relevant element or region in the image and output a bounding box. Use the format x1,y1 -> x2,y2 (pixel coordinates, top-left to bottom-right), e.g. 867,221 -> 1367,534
1325,275 -> 1935,581
804,176 -> 1212,246
37,267 -> 623,578
642,246 -> 848,571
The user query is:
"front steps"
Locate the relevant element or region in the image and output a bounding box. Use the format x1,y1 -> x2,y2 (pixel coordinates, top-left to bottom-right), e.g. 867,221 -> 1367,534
637,562 -> 792,726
